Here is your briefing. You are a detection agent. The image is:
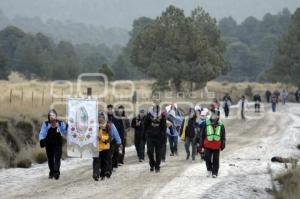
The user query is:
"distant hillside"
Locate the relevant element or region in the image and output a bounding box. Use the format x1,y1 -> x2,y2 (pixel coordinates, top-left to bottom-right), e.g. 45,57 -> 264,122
0,10 -> 129,47
0,0 -> 299,28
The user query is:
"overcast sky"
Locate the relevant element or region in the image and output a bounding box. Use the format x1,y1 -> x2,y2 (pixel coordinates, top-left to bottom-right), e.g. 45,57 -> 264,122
0,0 -> 299,28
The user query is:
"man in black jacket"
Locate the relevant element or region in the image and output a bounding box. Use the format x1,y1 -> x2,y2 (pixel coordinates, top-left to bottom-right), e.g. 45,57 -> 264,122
114,105 -> 130,165
145,104 -> 166,173
222,93 -> 232,118
107,104 -> 114,122
253,93 -> 262,112
131,109 -> 146,162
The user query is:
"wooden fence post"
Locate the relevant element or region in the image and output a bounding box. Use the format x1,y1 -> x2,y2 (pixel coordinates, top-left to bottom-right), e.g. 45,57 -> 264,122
21,88 -> 23,104
61,88 -> 64,102
32,91 -> 34,106
9,89 -> 12,104
42,89 -> 45,105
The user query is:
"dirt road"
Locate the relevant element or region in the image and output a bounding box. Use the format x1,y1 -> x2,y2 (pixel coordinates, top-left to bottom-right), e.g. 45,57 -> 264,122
0,103 -> 299,199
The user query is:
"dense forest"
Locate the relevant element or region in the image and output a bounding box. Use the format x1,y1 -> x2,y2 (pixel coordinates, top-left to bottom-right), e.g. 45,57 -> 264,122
0,26 -> 119,80
0,10 -> 129,47
0,6 -> 299,88
219,8 -> 291,82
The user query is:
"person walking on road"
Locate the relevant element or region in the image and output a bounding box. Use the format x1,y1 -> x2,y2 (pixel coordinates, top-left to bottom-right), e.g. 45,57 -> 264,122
131,109 -> 146,162
271,95 -> 277,112
281,89 -> 288,105
238,96 -> 248,120
39,109 -> 67,180
265,90 -> 272,103
166,109 -> 182,156
180,108 -> 197,160
93,112 -> 121,181
114,105 -> 130,166
145,103 -> 167,173
198,108 -> 226,178
253,93 -> 262,112
222,94 -> 232,118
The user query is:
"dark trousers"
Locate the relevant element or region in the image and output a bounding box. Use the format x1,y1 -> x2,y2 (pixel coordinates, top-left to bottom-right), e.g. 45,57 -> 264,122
241,109 -> 245,120
204,149 -> 220,176
168,135 -> 178,154
93,150 -> 111,178
147,138 -> 162,169
118,138 -> 126,164
255,103 -> 260,112
161,142 -> 167,161
112,144 -> 119,168
134,136 -> 145,160
100,150 -> 111,177
272,102 -> 276,112
46,145 -> 62,176
93,156 -> 100,177
224,106 -> 229,117
185,137 -> 196,159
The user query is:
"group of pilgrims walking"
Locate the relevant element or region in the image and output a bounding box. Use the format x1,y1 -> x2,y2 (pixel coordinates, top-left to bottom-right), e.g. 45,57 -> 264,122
39,99 -> 227,181
40,87 -> 299,181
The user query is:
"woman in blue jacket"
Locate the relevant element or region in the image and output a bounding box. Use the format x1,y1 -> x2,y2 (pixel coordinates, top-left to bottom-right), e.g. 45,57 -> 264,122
39,109 -> 67,180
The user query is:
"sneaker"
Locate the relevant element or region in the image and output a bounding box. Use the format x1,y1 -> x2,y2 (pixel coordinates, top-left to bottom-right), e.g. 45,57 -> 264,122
212,174 -> 217,178
186,154 -> 190,160
206,171 -> 211,177
170,153 -> 174,156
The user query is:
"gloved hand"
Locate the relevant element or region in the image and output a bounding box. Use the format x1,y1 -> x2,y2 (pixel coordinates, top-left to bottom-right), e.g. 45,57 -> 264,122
197,146 -> 202,154
221,142 -> 225,151
40,139 -> 46,148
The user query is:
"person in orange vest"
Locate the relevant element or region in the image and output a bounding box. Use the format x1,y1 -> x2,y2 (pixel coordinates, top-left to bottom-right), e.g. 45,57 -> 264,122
198,108 -> 226,178
93,111 -> 121,181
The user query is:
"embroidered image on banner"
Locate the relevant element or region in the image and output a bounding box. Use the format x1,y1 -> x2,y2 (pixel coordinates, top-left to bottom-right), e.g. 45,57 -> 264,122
67,98 -> 98,158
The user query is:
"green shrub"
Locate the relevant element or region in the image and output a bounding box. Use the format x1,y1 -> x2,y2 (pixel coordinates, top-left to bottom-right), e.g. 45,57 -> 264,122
16,158 -> 32,168
32,148 -> 48,164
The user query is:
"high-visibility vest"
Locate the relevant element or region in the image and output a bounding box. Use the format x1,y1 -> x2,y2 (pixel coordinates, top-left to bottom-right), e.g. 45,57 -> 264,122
98,128 -> 110,151
180,117 -> 188,141
206,119 -> 222,141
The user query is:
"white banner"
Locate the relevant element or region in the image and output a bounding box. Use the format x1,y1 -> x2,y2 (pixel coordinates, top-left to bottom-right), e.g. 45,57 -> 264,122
67,98 -> 98,158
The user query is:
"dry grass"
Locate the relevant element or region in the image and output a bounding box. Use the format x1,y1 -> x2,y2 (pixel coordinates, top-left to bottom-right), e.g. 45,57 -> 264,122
32,147 -> 48,164
1,79 -> 296,115
273,168 -> 300,199
15,148 -> 32,168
